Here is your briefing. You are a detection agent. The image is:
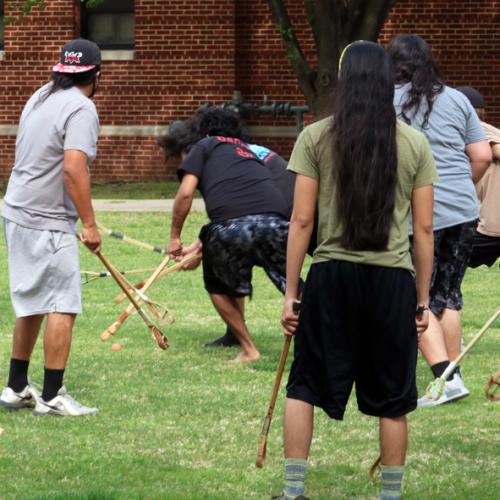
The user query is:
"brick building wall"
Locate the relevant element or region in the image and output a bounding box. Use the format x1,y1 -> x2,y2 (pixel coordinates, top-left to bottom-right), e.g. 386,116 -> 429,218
237,0 -> 500,159
0,0 -> 498,182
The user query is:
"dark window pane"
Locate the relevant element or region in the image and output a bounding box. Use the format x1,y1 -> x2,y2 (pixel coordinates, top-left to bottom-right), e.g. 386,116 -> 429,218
87,13 -> 134,46
82,0 -> 134,49
0,0 -> 4,50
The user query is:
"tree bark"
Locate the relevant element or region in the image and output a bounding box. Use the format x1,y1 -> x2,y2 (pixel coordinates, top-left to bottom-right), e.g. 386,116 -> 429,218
267,0 -> 398,117
266,0 -> 317,107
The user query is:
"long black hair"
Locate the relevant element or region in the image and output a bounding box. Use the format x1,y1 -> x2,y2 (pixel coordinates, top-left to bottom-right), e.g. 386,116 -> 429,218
40,66 -> 100,102
387,34 -> 444,128
158,107 -> 247,159
331,41 -> 397,251
158,118 -> 202,158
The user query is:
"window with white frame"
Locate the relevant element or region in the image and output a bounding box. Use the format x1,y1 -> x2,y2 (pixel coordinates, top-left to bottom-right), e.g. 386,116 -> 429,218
81,0 -> 134,50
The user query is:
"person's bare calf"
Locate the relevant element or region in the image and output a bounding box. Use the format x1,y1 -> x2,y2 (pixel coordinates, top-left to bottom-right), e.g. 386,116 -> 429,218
210,293 -> 260,362
439,308 -> 463,361
12,315 -> 45,360
44,313 -> 75,369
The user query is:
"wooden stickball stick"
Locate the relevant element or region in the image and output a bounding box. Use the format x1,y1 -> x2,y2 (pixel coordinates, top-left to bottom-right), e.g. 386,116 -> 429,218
100,254 -> 171,341
95,250 -> 169,350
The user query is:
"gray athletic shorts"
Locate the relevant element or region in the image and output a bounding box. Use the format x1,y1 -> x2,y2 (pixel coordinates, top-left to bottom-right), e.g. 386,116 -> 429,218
3,219 -> 82,317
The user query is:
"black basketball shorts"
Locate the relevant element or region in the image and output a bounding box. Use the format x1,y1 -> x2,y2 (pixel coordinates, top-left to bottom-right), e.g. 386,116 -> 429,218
286,260 -> 418,420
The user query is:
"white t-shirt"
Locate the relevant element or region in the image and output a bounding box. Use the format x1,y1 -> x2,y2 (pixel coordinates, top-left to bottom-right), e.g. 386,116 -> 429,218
3,83 -> 99,234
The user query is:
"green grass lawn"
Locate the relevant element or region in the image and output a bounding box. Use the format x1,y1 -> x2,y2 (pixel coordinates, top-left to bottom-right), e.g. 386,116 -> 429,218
90,182 -> 180,200
0,212 -> 499,499
0,182 -> 180,200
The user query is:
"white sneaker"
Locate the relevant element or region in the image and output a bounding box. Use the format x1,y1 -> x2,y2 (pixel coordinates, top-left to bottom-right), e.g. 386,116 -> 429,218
33,386 -> 99,416
0,384 -> 39,410
418,373 -> 470,408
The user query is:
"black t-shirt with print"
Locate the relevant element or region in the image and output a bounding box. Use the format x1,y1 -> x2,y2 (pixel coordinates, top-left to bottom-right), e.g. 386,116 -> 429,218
177,136 -> 288,223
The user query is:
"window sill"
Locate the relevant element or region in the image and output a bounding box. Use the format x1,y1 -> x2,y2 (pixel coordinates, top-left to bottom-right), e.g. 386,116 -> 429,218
0,51 -> 5,62
101,50 -> 134,61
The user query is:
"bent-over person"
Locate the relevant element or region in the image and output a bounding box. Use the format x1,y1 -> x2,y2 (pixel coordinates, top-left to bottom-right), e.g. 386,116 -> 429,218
167,108 -> 292,363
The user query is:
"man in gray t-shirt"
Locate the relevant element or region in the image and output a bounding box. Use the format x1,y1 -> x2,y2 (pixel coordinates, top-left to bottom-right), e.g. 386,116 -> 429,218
3,83 -> 99,234
0,39 -> 102,417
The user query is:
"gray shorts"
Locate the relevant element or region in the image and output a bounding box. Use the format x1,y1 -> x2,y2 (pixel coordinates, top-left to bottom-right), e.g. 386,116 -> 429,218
3,219 -> 82,317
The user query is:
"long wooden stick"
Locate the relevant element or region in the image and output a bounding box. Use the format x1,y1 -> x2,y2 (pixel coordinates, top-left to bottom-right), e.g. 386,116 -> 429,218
256,334 -> 292,468
82,267 -> 157,277
113,254 -> 201,304
256,302 -> 300,468
101,254 -> 171,341
81,267 -> 157,284
97,221 -> 167,254
95,251 -> 169,350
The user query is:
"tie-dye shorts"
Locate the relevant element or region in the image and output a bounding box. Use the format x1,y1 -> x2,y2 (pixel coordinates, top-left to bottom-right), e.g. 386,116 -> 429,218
199,213 -> 289,297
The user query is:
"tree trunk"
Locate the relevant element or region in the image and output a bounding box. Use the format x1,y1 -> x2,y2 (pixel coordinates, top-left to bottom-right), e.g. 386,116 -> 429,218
267,0 -> 398,118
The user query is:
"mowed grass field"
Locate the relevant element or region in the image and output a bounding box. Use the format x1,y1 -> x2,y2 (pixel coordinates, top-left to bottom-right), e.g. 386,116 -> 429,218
0,211 -> 498,499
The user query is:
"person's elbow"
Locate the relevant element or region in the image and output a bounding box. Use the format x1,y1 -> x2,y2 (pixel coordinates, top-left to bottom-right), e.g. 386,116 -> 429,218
473,147 -> 493,167
63,150 -> 88,186
468,141 -> 493,183
413,220 -> 433,237
63,164 -> 82,191
290,211 -> 313,231
175,185 -> 195,205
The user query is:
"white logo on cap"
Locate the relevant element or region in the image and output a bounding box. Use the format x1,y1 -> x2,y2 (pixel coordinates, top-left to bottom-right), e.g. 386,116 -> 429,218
64,51 -> 83,64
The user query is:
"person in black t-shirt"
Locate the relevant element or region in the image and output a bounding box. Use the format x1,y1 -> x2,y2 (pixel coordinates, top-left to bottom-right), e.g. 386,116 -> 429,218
165,108 -> 293,363
160,114 -> 319,349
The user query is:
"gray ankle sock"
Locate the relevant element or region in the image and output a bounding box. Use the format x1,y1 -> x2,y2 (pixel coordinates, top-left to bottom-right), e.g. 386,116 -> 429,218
284,458 -> 307,499
379,464 -> 404,500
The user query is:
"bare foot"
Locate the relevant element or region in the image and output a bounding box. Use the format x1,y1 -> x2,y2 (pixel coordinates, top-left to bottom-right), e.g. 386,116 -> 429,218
231,350 -> 261,363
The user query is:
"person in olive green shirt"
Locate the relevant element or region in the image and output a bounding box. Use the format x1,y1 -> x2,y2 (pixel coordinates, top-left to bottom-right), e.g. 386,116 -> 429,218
277,42 -> 436,500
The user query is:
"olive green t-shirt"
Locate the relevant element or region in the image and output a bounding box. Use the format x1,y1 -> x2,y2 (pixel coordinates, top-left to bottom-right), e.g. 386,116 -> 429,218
288,117 -> 439,274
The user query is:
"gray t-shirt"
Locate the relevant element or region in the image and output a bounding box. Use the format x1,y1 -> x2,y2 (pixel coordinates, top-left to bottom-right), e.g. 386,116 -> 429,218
394,84 -> 486,230
3,83 -> 99,234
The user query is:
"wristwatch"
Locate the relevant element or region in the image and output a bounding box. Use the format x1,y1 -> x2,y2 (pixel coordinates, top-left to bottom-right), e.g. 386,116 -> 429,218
416,304 -> 429,317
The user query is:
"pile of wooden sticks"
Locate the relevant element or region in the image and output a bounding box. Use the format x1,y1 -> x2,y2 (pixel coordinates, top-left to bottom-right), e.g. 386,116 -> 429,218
80,222 -> 200,350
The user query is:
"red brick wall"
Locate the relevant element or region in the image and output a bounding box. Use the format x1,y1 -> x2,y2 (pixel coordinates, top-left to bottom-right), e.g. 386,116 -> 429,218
0,0 -> 236,182
0,0 -> 498,182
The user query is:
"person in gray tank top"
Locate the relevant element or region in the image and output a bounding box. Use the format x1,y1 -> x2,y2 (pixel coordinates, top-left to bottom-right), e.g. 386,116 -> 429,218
387,35 -> 492,408
0,39 -> 102,417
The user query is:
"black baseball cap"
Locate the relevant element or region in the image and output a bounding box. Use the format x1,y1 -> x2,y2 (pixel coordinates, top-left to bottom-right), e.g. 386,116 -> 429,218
456,86 -> 486,109
53,38 -> 101,74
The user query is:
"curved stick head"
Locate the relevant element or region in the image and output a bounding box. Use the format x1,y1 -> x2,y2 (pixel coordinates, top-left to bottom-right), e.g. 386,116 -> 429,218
369,456 -> 381,482
425,378 -> 445,401
485,370 -> 500,401
151,326 -> 169,350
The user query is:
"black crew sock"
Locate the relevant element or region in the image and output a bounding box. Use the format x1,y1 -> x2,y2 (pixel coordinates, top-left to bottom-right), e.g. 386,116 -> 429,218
7,358 -> 30,392
42,368 -> 65,402
431,361 -> 459,381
